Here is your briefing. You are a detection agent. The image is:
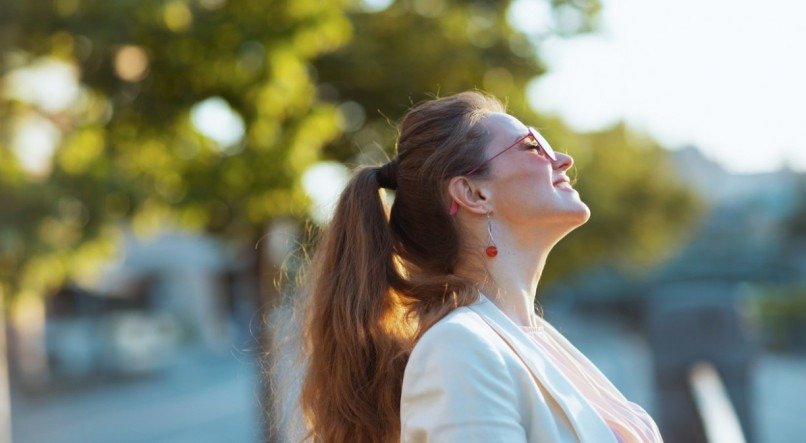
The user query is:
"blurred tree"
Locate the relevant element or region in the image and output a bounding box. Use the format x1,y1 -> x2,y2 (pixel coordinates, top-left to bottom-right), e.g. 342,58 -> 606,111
542,120 -> 702,282
1,0 -> 351,440
784,176 -> 806,241
315,0 -> 601,161
1,0 -> 351,301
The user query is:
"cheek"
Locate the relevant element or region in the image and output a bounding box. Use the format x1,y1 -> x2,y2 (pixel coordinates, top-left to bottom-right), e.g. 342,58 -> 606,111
510,159 -> 552,188
493,164 -> 553,210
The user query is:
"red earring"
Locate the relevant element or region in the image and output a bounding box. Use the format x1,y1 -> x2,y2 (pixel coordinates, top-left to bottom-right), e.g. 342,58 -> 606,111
485,212 -> 498,258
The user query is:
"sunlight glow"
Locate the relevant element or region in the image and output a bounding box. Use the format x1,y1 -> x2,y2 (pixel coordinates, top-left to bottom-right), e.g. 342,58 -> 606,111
524,0 -> 806,173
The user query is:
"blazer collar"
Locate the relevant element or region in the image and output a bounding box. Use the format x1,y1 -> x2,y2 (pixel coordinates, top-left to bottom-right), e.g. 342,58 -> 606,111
468,294 -> 617,443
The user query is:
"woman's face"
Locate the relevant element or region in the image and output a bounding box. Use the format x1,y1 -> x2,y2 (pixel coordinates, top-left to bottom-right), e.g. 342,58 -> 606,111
480,112 -> 590,229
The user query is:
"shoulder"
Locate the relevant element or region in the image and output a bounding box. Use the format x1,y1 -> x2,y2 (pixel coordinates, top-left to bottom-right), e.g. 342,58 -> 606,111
400,305 -> 529,441
404,304 -> 510,378
413,305 -> 501,350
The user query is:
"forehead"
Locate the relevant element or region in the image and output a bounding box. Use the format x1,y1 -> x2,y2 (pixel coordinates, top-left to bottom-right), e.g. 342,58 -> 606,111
482,112 -> 528,147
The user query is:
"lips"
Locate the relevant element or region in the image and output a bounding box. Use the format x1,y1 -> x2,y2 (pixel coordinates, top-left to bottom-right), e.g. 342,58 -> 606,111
553,176 -> 575,191
552,176 -> 571,186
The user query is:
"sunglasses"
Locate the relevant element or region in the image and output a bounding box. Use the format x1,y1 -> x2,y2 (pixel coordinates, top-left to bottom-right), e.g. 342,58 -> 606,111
450,127 -> 558,215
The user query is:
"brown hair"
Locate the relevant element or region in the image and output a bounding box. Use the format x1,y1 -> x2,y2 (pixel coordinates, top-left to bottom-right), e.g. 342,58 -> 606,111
299,91 -> 505,442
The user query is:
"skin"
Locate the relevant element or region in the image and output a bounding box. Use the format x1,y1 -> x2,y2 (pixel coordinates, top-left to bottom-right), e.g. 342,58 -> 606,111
449,112 -> 591,326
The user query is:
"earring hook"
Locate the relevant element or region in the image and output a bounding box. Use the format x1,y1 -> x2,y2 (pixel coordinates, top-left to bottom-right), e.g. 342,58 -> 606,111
485,212 -> 498,258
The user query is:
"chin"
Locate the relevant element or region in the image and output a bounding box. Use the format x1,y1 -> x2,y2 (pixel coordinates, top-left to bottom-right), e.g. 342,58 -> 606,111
558,201 -> 591,229
574,200 -> 591,222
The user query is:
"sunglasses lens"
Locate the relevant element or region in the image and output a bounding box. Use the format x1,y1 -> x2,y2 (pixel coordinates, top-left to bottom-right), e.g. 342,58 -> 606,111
530,128 -> 557,161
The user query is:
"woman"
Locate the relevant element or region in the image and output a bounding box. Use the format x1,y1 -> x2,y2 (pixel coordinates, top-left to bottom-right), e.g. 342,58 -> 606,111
298,91 -> 663,442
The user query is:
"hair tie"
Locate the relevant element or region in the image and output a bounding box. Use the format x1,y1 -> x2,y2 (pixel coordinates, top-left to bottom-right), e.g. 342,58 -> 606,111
376,159 -> 399,190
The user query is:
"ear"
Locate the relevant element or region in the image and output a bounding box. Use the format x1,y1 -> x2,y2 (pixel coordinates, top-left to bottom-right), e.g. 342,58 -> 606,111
447,176 -> 491,216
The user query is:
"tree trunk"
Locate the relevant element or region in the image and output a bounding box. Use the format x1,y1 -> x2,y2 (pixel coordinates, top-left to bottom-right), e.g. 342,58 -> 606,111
251,221 -> 285,443
251,218 -> 302,443
0,293 -> 12,443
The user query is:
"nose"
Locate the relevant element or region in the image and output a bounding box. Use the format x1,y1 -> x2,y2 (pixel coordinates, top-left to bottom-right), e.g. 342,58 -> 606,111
553,151 -> 573,172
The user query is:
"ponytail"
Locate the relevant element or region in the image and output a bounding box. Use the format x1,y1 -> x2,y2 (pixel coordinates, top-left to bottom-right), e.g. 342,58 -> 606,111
300,166 -> 410,443
297,91 -> 505,442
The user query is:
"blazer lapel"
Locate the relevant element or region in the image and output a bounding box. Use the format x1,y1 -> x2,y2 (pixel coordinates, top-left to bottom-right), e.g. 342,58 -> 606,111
468,295 -> 617,443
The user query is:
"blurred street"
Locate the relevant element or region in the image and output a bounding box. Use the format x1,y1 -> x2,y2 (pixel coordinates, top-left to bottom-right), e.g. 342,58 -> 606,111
10,312 -> 805,443
11,345 -> 259,443
753,352 -> 806,443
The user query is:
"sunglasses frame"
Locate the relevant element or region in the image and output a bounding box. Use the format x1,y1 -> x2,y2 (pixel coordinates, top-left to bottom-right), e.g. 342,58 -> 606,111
465,126 -> 557,176
449,127 -> 558,215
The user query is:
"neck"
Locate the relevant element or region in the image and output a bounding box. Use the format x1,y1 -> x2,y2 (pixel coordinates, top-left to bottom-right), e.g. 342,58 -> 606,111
458,223 -> 568,327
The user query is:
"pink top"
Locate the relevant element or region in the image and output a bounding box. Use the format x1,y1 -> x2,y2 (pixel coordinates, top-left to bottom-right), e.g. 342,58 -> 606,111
520,321 -> 663,443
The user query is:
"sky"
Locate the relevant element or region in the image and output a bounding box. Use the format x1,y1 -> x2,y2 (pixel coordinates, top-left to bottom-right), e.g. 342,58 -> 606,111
514,0 -> 806,174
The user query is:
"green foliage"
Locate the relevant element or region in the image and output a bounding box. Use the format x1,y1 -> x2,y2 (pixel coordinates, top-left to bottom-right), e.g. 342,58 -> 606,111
751,285 -> 806,350
543,120 -> 703,282
316,0 -> 577,160
1,0 -> 698,303
0,0 -> 351,301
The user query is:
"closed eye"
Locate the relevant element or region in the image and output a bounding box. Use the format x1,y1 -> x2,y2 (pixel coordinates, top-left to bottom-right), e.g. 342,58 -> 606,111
524,138 -> 548,157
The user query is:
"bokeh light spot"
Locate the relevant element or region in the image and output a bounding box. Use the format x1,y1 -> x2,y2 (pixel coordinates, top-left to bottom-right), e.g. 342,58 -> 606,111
190,97 -> 246,153
507,0 -> 553,35
163,1 -> 193,33
358,0 -> 395,13
302,161 -> 350,224
5,58 -> 80,112
12,115 -> 61,178
337,101 -> 366,133
114,45 -> 150,82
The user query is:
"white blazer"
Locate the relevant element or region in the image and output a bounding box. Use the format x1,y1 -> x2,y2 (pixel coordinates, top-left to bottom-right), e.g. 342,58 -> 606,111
400,294 -> 629,442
